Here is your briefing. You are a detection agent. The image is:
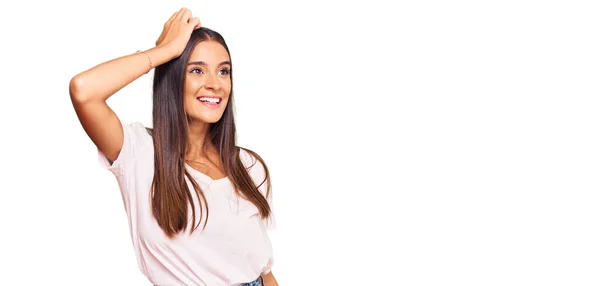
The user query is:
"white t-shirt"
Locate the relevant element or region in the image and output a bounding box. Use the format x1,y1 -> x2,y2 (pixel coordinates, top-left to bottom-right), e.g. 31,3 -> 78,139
97,121 -> 276,286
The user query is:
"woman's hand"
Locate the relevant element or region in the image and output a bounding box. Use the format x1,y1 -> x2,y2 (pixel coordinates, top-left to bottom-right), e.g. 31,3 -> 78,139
155,7 -> 201,59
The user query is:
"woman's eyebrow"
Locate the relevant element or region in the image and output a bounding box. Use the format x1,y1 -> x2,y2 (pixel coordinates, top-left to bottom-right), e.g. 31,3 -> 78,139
187,61 -> 231,66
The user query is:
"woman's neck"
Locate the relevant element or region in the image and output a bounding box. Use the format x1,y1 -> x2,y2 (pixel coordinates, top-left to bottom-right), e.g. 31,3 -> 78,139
186,120 -> 211,157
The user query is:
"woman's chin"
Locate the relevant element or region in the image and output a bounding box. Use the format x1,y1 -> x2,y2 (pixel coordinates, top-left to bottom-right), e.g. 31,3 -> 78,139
189,114 -> 223,124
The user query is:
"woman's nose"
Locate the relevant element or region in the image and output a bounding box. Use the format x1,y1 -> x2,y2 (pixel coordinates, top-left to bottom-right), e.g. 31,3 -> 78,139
204,73 -> 220,90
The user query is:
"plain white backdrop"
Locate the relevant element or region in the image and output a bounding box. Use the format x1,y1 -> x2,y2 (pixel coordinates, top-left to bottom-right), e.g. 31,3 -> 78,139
1,0 -> 599,285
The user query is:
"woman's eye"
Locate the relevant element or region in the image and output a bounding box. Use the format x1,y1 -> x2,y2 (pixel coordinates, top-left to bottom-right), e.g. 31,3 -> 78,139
219,69 -> 231,76
190,68 -> 203,74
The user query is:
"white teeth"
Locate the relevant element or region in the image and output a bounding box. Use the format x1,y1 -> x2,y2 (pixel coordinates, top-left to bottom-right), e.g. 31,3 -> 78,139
198,97 -> 220,104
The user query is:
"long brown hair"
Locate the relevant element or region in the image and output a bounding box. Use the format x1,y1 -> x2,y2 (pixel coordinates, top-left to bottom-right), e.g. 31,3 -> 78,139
150,27 -> 271,239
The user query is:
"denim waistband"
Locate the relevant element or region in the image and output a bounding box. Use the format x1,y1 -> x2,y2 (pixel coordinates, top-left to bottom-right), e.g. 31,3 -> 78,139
239,275 -> 264,286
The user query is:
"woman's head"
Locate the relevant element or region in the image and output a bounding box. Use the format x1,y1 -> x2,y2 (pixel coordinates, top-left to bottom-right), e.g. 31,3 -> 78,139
150,27 -> 271,238
182,30 -> 232,125
154,28 -> 233,135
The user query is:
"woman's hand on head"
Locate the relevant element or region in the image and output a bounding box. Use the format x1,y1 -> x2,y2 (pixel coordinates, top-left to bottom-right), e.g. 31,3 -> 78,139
155,7 -> 201,59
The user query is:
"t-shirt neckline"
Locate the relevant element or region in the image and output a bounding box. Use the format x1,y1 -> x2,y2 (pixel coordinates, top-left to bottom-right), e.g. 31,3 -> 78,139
184,163 -> 231,186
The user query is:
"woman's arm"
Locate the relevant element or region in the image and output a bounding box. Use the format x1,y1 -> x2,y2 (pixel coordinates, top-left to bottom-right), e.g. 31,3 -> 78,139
262,271 -> 279,286
69,8 -> 199,162
70,8 -> 198,104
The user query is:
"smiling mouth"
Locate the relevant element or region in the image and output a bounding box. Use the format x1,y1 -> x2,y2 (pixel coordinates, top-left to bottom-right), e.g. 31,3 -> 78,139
197,96 -> 222,107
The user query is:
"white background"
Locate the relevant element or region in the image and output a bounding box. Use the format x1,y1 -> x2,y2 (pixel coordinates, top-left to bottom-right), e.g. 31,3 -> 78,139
1,0 -> 599,285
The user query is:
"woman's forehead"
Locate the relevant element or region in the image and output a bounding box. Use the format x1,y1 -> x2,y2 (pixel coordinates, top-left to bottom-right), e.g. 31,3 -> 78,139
189,41 -> 230,64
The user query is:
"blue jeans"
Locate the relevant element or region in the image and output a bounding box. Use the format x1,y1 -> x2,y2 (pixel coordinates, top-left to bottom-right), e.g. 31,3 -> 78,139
240,275 -> 264,286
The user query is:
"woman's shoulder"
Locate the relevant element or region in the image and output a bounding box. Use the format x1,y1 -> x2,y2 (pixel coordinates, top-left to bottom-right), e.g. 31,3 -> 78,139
237,147 -> 263,167
97,121 -> 153,174
122,121 -> 153,142
125,121 -> 152,134
237,147 -> 268,178
116,121 -> 154,156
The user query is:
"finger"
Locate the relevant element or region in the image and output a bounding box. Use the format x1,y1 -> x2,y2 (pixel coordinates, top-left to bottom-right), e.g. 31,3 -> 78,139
190,17 -> 201,29
174,7 -> 186,21
167,10 -> 178,24
182,10 -> 193,23
177,8 -> 190,21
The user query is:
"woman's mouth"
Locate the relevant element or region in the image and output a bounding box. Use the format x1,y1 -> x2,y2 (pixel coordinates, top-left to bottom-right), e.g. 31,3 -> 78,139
197,96 -> 222,108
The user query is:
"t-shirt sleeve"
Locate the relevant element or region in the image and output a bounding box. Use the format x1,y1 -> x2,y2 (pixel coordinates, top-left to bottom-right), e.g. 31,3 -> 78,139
243,149 -> 277,231
263,179 -> 276,231
97,121 -> 148,173
252,153 -> 276,275
97,121 -> 150,205
257,159 -> 276,232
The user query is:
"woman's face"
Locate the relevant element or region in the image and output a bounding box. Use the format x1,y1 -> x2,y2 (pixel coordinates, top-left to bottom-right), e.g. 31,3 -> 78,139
183,40 -> 232,124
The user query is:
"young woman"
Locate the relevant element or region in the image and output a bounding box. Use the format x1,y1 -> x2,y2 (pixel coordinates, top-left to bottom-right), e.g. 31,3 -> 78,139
69,8 -> 278,286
